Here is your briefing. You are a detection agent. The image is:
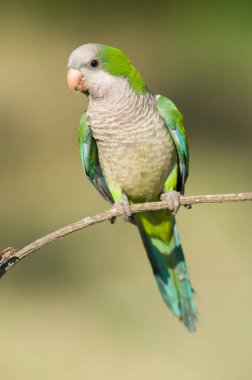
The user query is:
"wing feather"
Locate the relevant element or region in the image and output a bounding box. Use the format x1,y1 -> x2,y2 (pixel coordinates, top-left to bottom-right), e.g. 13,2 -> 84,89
78,112 -> 113,203
157,95 -> 189,194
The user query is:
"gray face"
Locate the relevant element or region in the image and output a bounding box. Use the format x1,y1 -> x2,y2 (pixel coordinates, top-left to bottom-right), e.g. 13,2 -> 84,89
67,43 -> 125,99
67,43 -> 101,70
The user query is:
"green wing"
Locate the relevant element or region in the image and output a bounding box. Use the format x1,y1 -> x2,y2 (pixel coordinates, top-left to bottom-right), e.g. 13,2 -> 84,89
157,95 -> 189,194
78,112 -> 113,203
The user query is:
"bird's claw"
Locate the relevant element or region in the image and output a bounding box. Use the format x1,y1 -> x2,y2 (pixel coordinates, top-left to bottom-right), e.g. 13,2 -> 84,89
111,200 -> 132,222
184,204 -> 192,210
160,191 -> 181,215
109,216 -> 117,224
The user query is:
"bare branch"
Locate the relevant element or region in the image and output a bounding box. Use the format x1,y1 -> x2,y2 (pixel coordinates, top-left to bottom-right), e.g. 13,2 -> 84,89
1,192 -> 251,278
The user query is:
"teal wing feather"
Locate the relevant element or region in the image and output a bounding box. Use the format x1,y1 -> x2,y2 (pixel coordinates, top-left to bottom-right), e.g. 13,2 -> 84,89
157,95 -> 189,194
78,112 -> 113,203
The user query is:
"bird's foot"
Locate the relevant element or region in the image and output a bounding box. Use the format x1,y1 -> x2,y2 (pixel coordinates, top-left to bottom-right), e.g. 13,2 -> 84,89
111,200 -> 132,222
109,216 -> 117,224
160,191 -> 181,215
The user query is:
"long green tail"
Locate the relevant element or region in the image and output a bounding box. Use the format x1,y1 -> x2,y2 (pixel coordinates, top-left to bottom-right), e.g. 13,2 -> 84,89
136,211 -> 197,332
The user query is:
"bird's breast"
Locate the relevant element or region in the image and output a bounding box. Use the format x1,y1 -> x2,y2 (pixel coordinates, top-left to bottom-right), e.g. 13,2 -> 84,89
87,93 -> 177,201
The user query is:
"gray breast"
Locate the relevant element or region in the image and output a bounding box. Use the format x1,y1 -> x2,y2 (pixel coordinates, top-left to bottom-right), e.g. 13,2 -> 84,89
87,86 -> 176,201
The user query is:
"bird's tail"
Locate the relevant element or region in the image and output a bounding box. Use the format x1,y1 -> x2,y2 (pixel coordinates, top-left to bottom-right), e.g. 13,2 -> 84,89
135,210 -> 197,332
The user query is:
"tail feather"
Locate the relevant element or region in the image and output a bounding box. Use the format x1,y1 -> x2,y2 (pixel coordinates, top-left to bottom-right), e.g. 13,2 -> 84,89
136,212 -> 197,332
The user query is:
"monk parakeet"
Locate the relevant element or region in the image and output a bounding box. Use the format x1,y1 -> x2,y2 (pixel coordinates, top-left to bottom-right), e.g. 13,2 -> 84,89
67,44 -> 197,331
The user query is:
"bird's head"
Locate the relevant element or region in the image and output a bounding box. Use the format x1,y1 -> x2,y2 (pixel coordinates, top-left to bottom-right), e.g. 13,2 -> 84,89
67,43 -> 147,98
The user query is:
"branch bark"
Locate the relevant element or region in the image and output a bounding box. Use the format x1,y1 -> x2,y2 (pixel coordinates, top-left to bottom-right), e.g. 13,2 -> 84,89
1,192 -> 251,278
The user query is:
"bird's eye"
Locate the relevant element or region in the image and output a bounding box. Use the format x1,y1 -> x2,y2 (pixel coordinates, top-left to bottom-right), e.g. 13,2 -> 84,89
90,59 -> 99,68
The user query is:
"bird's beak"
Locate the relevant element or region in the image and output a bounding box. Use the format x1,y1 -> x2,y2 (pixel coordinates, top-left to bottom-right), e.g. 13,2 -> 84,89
67,68 -> 87,93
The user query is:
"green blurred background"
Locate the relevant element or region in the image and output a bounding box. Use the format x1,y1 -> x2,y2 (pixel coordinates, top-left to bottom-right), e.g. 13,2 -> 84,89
0,1 -> 252,379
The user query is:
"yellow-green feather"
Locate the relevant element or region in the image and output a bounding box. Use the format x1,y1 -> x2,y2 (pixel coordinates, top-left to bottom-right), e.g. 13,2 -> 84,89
136,211 -> 173,244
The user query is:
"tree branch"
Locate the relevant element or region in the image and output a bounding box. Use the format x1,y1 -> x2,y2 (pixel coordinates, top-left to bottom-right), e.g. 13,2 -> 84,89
1,192 -> 251,279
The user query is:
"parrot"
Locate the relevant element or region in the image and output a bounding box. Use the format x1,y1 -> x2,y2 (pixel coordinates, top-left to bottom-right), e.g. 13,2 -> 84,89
67,43 -> 197,331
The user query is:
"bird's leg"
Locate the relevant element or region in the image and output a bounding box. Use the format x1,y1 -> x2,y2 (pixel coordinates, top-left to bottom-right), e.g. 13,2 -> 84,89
111,199 -> 132,222
160,190 -> 181,215
108,188 -> 132,222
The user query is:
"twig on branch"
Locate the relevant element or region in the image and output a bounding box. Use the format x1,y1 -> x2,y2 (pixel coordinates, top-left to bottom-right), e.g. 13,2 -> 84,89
0,192 -> 251,279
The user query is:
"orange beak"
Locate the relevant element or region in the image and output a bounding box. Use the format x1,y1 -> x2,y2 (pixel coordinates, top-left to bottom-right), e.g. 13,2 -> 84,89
67,68 -> 87,92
